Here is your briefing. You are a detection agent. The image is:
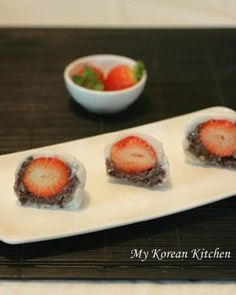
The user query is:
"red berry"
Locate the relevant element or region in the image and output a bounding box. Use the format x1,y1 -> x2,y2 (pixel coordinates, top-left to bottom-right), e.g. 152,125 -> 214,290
22,157 -> 70,198
198,119 -> 236,157
111,136 -> 157,174
72,63 -> 105,90
105,64 -> 137,91
77,64 -> 104,83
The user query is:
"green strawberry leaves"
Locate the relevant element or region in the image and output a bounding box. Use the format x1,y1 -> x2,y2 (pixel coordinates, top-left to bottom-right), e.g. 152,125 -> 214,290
133,61 -> 145,82
72,65 -> 104,91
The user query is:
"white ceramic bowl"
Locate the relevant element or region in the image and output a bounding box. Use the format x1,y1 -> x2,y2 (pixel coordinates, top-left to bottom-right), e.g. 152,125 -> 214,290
63,54 -> 147,114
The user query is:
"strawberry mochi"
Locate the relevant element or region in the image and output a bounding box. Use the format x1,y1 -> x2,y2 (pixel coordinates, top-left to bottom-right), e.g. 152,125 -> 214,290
183,109 -> 236,168
104,133 -> 169,187
14,152 -> 86,210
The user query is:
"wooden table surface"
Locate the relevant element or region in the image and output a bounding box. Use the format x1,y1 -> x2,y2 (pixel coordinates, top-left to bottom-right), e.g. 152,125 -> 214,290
0,29 -> 235,280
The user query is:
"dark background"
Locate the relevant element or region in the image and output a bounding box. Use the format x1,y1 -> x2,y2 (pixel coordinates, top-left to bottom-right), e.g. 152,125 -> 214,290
0,29 -> 235,280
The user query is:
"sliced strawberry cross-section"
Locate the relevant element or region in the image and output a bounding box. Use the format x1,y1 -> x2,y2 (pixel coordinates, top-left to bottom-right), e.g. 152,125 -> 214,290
110,135 -> 157,174
22,157 -> 70,198
198,119 -> 236,157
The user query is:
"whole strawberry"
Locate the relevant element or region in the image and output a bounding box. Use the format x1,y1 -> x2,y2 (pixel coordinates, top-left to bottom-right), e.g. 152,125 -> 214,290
105,61 -> 145,91
72,64 -> 105,91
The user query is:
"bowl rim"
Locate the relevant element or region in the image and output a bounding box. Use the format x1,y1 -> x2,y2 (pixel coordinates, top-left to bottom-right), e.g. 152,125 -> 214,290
63,54 -> 147,95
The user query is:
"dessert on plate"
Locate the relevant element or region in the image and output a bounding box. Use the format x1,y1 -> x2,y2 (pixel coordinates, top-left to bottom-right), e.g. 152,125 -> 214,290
104,133 -> 169,187
183,110 -> 236,168
14,152 -> 86,209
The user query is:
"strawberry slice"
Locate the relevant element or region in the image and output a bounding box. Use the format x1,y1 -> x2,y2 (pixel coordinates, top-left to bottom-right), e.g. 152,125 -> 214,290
111,136 -> 157,174
198,119 -> 236,157
105,61 -> 144,91
22,157 -> 70,198
72,63 -> 105,91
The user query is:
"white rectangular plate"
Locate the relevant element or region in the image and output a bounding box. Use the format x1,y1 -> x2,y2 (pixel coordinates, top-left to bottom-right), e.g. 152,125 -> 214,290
0,106 -> 235,244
